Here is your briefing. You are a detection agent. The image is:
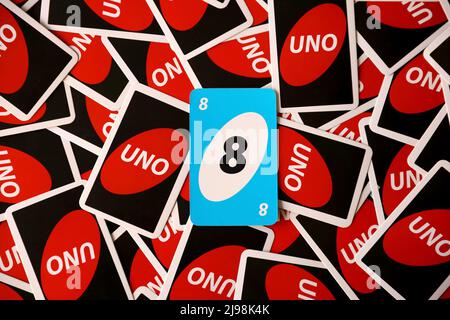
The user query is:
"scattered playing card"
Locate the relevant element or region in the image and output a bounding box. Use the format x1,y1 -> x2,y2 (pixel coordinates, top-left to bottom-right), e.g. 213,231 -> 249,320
40,0 -> 165,41
234,250 -> 350,300
278,118 -> 372,227
0,129 -> 77,214
0,0 -> 77,120
359,118 -> 424,220
356,162 -> 450,300
355,0 -> 449,74
159,221 -> 273,300
269,0 -> 359,112
370,52 -> 446,145
147,0 -> 253,59
291,196 -> 394,300
5,182 -> 133,300
190,88 -> 278,226
50,85 -> 119,155
0,81 -> 74,137
104,37 -> 195,103
408,106 -> 450,175
80,85 -> 189,238
111,227 -> 166,300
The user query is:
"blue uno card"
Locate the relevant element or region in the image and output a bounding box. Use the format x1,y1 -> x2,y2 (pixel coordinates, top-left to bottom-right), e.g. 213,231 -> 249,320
190,88 -> 278,226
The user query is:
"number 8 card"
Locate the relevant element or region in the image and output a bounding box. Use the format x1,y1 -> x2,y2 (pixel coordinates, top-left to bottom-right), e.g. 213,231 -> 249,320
190,88 -> 278,226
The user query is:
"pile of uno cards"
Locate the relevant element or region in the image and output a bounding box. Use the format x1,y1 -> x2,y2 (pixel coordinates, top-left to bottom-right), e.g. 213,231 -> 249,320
0,0 -> 449,301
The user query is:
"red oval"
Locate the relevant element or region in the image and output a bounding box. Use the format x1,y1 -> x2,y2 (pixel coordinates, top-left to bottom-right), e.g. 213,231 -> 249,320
337,199 -> 379,294
0,103 -> 46,125
265,264 -> 335,300
0,282 -> 23,300
159,0 -> 207,31
279,126 -> 333,208
55,32 -> 112,85
41,210 -> 101,300
366,1 -> 447,29
267,210 -> 300,253
383,209 -> 450,267
441,286 -> 450,300
382,144 -> 422,216
84,0 -> 154,31
85,96 -> 117,143
328,112 -> 372,143
151,218 -> 183,269
359,57 -> 383,100
206,31 -> 271,79
0,221 -> 27,282
170,245 -> 245,300
146,42 -> 194,103
390,54 -> 444,114
280,4 -> 346,86
129,248 -> 162,295
101,128 -> 188,195
244,0 -> 268,26
0,146 -> 52,204
0,5 -> 29,94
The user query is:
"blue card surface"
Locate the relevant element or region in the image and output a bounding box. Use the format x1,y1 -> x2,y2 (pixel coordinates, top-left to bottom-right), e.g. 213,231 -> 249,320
190,88 -> 278,226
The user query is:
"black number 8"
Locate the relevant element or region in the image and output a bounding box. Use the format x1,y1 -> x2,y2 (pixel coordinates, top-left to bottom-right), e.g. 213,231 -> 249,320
220,136 -> 248,174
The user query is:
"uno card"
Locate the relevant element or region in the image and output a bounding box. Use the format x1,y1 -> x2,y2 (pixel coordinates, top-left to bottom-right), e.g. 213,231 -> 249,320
111,227 -> 166,300
0,219 -> 28,286
355,0 -> 449,74
234,250 -> 350,300
70,142 -> 98,181
408,106 -> 450,175
291,196 -> 394,301
425,26 -> 450,84
5,182 -> 133,300
359,118 -> 424,221
104,37 -> 195,104
159,220 -> 273,300
0,81 -> 75,137
55,32 -> 133,111
190,88 -> 278,226
188,28 -> 271,89
356,162 -> 450,300
267,209 -> 318,260
0,275 -> 34,300
299,54 -> 382,129
0,129 -> 77,215
80,85 -> 189,239
269,0 -> 359,112
278,118 -> 372,227
40,0 -> 165,41
370,52 -> 445,145
50,85 -> 118,155
142,215 -> 184,272
0,0 -> 78,121
322,101 -> 373,142
147,0 -> 253,59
